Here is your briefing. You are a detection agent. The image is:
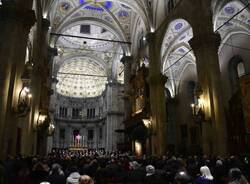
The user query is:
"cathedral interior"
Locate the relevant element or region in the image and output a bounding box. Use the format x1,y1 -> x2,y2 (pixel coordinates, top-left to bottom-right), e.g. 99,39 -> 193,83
0,0 -> 250,159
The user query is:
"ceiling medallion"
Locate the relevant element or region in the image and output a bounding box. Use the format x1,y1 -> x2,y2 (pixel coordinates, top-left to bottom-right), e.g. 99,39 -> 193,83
175,22 -> 183,31
60,2 -> 71,12
79,0 -> 113,11
224,6 -> 235,14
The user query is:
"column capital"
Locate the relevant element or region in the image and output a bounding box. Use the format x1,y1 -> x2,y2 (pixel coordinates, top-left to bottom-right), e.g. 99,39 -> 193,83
147,73 -> 168,86
121,55 -> 133,64
51,76 -> 59,84
189,32 -> 221,52
146,32 -> 156,43
48,47 -> 58,58
42,18 -> 50,31
0,3 -> 36,28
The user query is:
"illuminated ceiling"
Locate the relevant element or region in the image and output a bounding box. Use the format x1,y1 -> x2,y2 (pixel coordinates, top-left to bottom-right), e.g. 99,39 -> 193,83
56,57 -> 107,98
58,24 -> 116,50
161,19 -> 195,95
45,0 -> 249,98
48,0 -> 149,98
214,0 -> 250,39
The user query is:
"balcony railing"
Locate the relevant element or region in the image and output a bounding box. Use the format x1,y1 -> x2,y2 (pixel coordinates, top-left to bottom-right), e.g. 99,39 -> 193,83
54,113 -> 107,121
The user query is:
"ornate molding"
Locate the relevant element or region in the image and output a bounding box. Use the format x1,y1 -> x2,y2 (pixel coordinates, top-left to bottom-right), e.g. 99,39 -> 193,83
189,33 -> 221,52
121,55 -> 133,64
146,32 -> 155,43
42,18 -> 50,31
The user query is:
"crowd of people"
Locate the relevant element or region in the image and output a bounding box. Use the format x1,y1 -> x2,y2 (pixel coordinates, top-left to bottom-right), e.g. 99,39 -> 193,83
0,149 -> 250,184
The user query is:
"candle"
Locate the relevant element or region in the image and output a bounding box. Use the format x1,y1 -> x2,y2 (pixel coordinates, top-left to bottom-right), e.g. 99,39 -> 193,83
83,136 -> 84,147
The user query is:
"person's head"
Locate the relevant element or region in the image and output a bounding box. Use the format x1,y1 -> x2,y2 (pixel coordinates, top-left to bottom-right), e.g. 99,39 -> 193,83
146,165 -> 155,176
175,171 -> 192,184
51,163 -> 63,175
216,160 -> 223,166
229,168 -> 242,181
200,166 -> 213,180
130,161 -> 141,170
79,175 -> 94,184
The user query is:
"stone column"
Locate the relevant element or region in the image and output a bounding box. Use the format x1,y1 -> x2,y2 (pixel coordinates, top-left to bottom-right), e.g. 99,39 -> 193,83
31,17 -> 51,156
146,33 -> 167,155
0,1 -> 36,158
105,82 -> 124,151
121,56 -> 132,120
190,30 -> 227,155
106,82 -> 115,151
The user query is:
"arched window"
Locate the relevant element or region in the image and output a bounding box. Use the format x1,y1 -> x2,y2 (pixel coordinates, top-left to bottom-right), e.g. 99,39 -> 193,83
228,56 -> 245,94
237,62 -> 245,77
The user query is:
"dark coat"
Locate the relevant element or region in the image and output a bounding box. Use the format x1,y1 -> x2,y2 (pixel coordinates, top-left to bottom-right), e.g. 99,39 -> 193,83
47,174 -> 66,184
145,173 -> 166,184
195,176 -> 214,184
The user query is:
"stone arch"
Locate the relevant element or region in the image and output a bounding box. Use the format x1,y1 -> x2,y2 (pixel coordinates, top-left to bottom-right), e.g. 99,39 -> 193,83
161,18 -> 195,96
228,55 -> 245,94
131,16 -> 147,57
161,18 -> 194,67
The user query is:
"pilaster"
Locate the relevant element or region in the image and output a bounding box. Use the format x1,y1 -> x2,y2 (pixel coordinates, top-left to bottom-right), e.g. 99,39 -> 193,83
0,3 -> 36,158
121,55 -> 133,119
147,32 -> 167,155
189,31 -> 227,156
30,18 -> 51,156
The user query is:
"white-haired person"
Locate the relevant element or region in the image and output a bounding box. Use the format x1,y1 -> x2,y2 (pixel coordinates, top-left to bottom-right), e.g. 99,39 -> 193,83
195,166 -> 214,184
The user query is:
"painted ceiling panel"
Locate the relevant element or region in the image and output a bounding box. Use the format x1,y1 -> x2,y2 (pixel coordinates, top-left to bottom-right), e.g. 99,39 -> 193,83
48,0 -> 150,98
56,57 -> 107,98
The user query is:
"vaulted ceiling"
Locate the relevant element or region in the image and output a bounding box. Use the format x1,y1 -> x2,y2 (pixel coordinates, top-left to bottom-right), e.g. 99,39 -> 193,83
46,0 -> 151,98
42,0 -> 249,98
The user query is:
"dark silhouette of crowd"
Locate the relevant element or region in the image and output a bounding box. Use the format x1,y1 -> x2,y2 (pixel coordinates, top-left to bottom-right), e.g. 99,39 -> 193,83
0,149 -> 249,184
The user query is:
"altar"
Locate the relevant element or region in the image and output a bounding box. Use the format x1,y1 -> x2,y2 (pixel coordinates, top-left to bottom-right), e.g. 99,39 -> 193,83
69,134 -> 88,151
68,146 -> 88,152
